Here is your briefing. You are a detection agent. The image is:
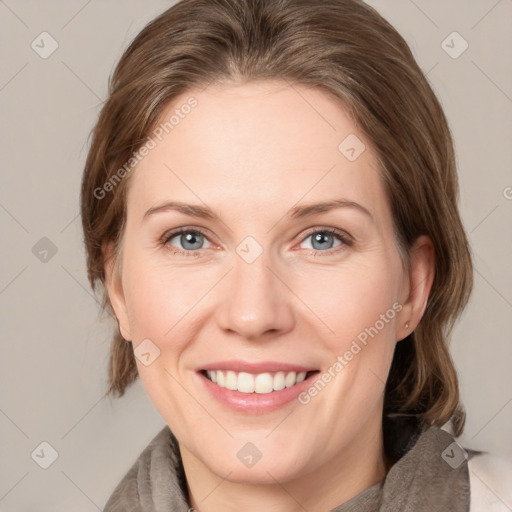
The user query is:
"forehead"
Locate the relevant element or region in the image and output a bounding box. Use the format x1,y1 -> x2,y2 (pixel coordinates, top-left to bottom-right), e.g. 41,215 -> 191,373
126,80 -> 391,230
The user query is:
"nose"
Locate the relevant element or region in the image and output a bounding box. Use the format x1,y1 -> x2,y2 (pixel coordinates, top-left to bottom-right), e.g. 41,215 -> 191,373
216,250 -> 295,342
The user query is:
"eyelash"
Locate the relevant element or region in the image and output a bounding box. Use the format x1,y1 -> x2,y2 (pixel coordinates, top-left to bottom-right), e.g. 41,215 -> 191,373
160,226 -> 354,258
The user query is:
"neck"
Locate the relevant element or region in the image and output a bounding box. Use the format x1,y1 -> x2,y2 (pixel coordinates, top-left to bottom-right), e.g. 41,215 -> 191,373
181,413 -> 387,512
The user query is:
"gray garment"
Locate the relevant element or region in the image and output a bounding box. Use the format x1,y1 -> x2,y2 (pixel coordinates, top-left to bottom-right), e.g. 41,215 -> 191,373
103,424 -> 472,511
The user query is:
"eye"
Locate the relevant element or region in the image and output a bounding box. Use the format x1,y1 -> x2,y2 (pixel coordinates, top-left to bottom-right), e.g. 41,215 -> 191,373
161,228 -> 213,257
160,226 -> 353,258
298,228 -> 353,256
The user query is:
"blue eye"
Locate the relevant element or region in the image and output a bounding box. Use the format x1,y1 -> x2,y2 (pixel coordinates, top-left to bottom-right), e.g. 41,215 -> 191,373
163,229 -> 212,257
302,230 -> 342,251
299,228 -> 353,256
161,227 -> 352,258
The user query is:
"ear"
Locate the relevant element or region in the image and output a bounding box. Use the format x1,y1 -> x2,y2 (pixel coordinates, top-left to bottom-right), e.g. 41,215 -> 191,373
397,235 -> 435,341
103,241 -> 132,341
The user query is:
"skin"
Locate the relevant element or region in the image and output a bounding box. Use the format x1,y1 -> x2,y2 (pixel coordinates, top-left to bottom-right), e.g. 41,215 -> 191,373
104,80 -> 434,512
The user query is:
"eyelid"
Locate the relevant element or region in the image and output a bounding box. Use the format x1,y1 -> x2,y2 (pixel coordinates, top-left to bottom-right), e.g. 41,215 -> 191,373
161,225 -> 353,241
299,226 -> 354,243
161,225 -> 215,242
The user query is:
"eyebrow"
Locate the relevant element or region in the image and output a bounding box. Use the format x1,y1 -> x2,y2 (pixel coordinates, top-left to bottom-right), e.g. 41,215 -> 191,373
143,199 -> 374,223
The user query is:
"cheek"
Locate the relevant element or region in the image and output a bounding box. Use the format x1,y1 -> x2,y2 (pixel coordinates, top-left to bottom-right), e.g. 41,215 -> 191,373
299,259 -> 400,342
121,254 -> 203,343
297,263 -> 399,423
123,250 -> 401,337
300,258 -> 401,410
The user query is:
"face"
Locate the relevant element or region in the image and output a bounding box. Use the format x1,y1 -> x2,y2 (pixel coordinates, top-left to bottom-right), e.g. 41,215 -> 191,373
105,80 -> 433,486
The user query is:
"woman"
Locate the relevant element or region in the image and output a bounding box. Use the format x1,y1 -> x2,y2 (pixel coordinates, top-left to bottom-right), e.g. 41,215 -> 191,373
80,0 -> 512,510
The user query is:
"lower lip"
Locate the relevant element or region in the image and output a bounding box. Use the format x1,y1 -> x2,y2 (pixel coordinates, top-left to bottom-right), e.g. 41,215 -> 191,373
196,371 -> 318,414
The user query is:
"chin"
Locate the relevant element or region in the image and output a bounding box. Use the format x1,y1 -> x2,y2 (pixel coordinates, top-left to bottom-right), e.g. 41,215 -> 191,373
194,434 -> 311,484
211,457 -> 307,485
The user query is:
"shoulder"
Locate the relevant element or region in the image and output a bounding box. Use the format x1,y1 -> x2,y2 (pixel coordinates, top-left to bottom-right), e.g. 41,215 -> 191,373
468,451 -> 512,512
103,426 -> 174,511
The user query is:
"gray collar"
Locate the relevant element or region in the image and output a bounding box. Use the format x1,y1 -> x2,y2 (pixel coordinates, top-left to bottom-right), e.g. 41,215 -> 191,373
103,424 -> 470,511
331,426 -> 470,511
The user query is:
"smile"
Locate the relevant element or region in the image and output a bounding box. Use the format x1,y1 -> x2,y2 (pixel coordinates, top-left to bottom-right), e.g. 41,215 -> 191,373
197,361 -> 320,413
202,370 -> 314,394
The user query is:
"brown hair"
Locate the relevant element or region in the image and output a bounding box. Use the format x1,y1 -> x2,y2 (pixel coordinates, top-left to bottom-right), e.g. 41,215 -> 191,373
80,0 -> 473,442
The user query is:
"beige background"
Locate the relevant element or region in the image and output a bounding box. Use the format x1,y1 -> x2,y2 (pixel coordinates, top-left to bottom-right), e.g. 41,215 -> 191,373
1,0 -> 511,510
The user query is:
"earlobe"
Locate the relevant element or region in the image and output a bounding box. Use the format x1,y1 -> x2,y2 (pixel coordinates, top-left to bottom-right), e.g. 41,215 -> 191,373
103,241 -> 132,341
398,235 -> 435,341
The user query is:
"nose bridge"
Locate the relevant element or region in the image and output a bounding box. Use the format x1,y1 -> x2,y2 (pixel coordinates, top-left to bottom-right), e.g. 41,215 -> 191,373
216,242 -> 294,340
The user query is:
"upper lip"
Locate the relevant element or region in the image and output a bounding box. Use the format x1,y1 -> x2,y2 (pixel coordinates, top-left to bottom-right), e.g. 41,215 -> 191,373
199,360 -> 317,374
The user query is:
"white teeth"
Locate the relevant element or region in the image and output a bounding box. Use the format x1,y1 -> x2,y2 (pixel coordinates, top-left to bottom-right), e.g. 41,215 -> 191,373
296,371 -> 307,383
225,371 -> 237,390
254,373 -> 273,394
285,371 -> 296,388
205,370 -> 310,394
238,372 -> 255,393
273,371 -> 286,390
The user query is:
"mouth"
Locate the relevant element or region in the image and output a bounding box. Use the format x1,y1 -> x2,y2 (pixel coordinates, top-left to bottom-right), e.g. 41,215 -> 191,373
200,369 -> 319,394
195,361 -> 321,413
